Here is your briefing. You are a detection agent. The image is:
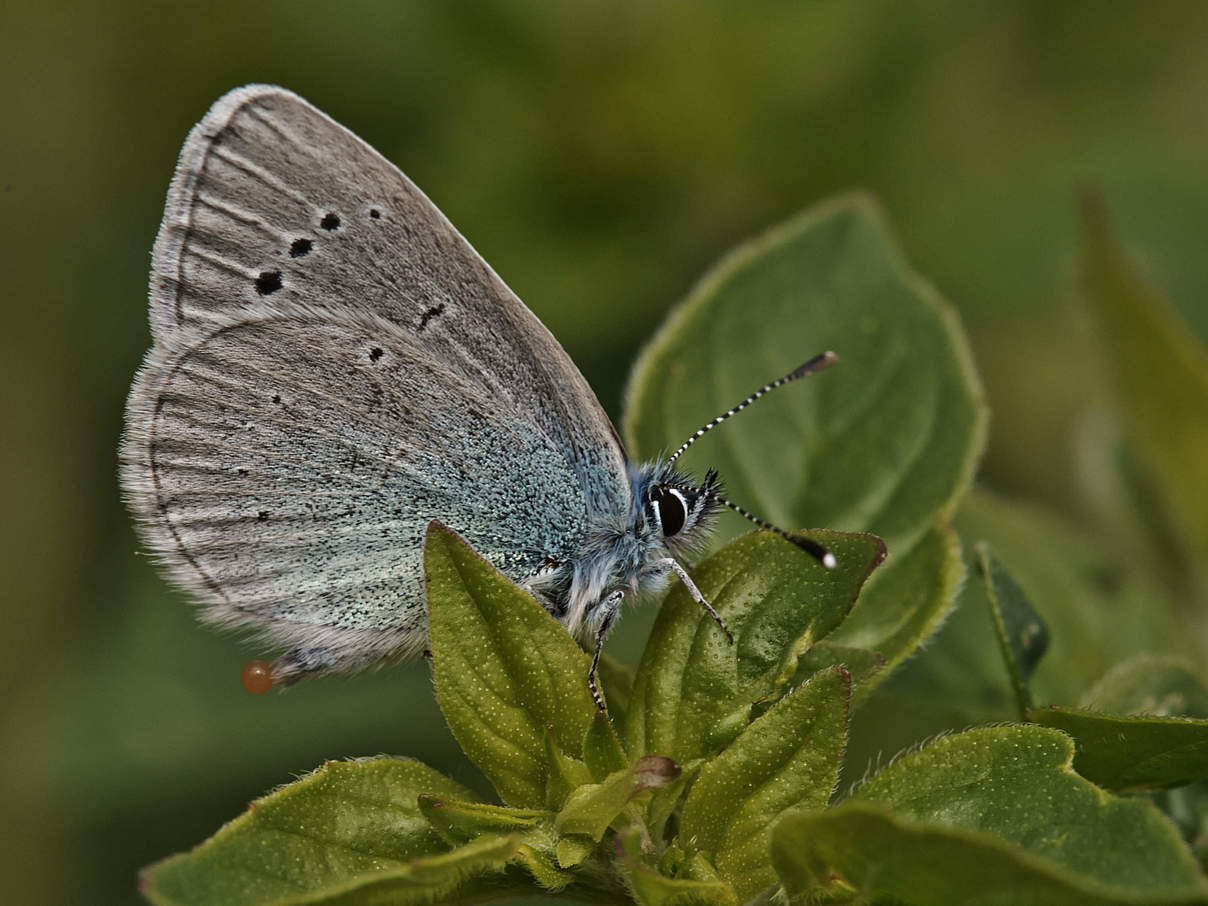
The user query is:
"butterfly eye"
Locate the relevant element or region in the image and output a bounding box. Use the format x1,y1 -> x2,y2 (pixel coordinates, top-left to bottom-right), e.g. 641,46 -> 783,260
652,487 -> 688,537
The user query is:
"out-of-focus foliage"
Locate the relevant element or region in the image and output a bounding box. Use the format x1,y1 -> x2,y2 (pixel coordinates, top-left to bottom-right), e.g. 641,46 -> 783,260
4,2 -> 1208,904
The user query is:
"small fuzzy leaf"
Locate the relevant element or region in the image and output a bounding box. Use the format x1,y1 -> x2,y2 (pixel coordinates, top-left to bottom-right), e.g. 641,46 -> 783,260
977,541 -> 1051,716
556,756 -> 680,841
555,836 -> 595,870
1030,706 -> 1208,792
680,666 -> 850,901
542,729 -> 593,809
416,796 -> 550,846
615,829 -> 738,906
794,642 -> 885,691
141,758 -> 483,906
583,709 -> 629,781
512,844 -> 573,892
424,522 -> 598,808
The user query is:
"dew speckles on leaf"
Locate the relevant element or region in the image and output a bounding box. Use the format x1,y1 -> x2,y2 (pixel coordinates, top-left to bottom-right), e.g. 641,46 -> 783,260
320,212 -> 341,231
254,271 -> 283,295
290,238 -> 313,258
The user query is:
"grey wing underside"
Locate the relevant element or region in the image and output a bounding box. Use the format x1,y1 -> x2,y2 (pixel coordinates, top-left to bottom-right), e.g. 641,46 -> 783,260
123,84 -> 631,674
124,306 -> 590,671
148,84 -> 628,515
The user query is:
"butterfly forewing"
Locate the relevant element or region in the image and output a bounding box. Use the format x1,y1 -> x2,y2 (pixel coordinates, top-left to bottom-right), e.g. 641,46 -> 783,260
150,85 -> 627,506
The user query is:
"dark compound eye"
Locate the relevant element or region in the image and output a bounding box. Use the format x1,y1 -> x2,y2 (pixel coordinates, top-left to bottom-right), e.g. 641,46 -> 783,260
652,486 -> 687,537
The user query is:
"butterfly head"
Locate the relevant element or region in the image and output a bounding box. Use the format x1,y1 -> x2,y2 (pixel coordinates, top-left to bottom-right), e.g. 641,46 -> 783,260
631,461 -> 721,555
629,352 -> 843,571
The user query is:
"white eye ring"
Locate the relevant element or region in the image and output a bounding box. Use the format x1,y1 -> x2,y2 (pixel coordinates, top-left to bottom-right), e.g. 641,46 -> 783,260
668,488 -> 688,514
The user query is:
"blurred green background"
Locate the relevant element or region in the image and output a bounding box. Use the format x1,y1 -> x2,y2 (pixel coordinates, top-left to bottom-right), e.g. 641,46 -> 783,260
4,2 -> 1208,902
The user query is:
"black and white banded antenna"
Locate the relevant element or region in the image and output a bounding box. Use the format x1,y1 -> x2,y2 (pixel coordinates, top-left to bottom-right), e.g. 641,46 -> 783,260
670,351 -> 839,569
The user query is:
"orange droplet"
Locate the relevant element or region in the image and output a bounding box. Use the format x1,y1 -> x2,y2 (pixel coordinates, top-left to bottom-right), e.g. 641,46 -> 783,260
241,660 -> 274,694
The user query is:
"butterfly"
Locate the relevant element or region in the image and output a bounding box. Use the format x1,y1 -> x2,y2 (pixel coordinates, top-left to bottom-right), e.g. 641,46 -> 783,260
121,85 -> 835,707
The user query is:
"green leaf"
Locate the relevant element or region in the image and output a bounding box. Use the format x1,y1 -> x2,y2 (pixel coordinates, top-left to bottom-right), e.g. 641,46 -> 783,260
680,666 -> 850,902
794,642 -> 885,691
556,756 -> 680,842
511,844 -> 573,892
596,652 -> 635,729
141,758 -> 480,906
583,709 -> 629,781
614,828 -> 738,906
772,803 -> 1208,906
835,725 -> 1208,898
416,796 -> 550,846
542,728 -> 594,809
1075,404 -> 1194,593
1030,706 -> 1208,792
842,492 -> 1204,787
423,522 -> 598,808
977,542 -> 1051,716
624,193 -> 986,559
959,489 -> 1199,708
554,836 -> 596,872
1082,654 -> 1208,717
270,835 -> 529,906
810,523 -> 963,702
1081,192 -> 1208,590
627,530 -> 883,769
1157,784 -> 1208,872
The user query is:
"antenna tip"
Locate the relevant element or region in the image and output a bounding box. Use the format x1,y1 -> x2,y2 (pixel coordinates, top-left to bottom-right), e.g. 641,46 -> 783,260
792,351 -> 840,379
784,532 -> 837,569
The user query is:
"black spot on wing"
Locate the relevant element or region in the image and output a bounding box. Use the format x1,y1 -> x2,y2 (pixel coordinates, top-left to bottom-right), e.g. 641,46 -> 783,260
290,238 -> 312,257
417,303 -> 446,332
255,271 -> 283,295
320,212 -> 341,231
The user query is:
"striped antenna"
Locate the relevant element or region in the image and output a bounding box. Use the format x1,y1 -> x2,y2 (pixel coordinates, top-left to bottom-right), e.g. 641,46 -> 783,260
667,351 -> 838,466
712,494 -> 836,569
670,351 -> 840,569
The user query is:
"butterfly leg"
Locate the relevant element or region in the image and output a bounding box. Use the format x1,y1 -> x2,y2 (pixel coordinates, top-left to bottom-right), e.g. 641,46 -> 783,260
656,558 -> 734,644
588,590 -> 625,711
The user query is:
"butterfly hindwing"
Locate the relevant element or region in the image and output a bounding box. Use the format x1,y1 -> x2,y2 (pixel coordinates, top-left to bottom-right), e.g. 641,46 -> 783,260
125,302 -> 592,668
